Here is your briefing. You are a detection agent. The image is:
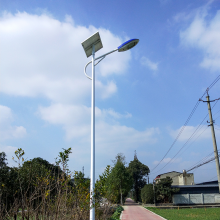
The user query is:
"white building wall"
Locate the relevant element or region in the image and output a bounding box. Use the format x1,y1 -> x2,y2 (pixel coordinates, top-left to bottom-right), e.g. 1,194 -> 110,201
157,172 -> 194,186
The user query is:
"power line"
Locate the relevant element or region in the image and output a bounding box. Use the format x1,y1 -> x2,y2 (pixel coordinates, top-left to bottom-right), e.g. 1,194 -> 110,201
186,151 -> 214,172
208,75 -> 220,90
150,75 -> 220,174
154,114 -> 208,173
150,101 -> 200,173
181,104 -> 220,173
179,125 -> 209,157
187,152 -> 220,172
156,100 -> 219,173
158,151 -> 220,181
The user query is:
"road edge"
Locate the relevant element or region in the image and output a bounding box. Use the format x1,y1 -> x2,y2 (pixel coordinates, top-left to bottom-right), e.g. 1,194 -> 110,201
144,207 -> 167,220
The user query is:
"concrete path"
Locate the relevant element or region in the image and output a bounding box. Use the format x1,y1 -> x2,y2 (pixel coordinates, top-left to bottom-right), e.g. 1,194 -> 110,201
121,198 -> 165,220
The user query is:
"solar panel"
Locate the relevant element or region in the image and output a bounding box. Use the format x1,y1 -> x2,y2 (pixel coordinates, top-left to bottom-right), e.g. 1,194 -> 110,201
81,32 -> 103,58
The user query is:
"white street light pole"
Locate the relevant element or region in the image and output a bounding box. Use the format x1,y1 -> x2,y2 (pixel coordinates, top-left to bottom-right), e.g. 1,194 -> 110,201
82,32 -> 139,220
91,44 -> 95,220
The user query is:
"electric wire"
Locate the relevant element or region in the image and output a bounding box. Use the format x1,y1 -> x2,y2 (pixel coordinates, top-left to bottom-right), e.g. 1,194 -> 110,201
187,152 -> 220,172
154,114 -> 208,173
155,100 -> 219,173
208,75 -> 220,90
186,151 -> 214,171
150,101 -> 200,173
150,75 -> 220,174
156,150 -> 220,182
178,124 -> 209,158
180,106 -> 220,172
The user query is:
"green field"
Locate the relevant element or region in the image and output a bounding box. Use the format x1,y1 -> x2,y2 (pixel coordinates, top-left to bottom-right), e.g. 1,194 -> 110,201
146,207 -> 220,220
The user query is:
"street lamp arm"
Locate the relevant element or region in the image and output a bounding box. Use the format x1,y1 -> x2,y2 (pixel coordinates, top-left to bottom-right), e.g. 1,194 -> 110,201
95,56 -> 105,66
95,48 -> 118,60
84,61 -> 92,80
84,48 -> 117,80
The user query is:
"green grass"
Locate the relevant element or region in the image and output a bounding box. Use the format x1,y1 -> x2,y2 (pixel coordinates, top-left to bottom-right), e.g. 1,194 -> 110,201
146,207 -> 220,220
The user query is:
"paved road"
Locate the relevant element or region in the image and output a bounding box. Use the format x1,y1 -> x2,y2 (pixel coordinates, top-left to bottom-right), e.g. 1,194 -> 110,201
121,198 -> 165,220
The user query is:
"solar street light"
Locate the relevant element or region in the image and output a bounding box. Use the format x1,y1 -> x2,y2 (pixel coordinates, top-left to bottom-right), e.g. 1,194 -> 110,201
82,32 -> 139,220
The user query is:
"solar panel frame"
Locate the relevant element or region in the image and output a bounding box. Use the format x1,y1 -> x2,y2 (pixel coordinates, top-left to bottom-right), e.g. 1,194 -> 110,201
81,32 -> 103,58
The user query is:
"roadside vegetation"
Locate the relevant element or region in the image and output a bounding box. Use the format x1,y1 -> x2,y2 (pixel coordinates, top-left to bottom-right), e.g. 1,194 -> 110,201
109,206 -> 124,220
141,177 -> 179,204
146,207 -> 220,220
0,149 -> 150,219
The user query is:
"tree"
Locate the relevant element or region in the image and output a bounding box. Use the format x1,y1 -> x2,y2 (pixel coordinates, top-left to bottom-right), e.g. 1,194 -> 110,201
95,165 -> 111,200
155,177 -> 179,203
0,152 -> 9,186
0,152 -> 7,169
128,151 -> 150,202
0,149 -> 112,219
141,184 -> 154,204
105,154 -> 133,205
0,152 -> 19,219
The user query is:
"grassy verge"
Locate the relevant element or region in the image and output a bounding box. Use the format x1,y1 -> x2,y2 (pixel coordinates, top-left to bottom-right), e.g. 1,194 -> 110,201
146,207 -> 220,220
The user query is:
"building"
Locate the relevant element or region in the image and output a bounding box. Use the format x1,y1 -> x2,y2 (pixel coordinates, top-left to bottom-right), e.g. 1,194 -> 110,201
172,181 -> 220,205
155,171 -> 194,185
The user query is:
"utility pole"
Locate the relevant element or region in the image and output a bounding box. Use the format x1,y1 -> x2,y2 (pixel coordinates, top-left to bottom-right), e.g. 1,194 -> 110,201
200,89 -> 220,193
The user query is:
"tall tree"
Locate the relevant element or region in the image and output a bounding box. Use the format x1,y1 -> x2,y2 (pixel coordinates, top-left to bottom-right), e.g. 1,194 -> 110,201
106,154 -> 133,205
128,151 -> 150,202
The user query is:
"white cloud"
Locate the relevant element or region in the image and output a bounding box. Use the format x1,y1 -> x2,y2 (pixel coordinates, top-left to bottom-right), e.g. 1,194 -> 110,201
0,12 -> 131,103
0,105 -> 27,140
173,12 -> 190,23
0,145 -> 17,155
103,109 -> 132,119
96,80 -> 117,99
140,56 -> 158,71
169,125 -> 212,142
0,12 -> 158,176
38,104 -> 159,151
180,8 -> 220,71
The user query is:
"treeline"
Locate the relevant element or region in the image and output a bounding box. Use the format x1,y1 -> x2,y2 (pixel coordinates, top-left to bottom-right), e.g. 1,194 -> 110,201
97,152 -> 150,205
0,149 -> 150,219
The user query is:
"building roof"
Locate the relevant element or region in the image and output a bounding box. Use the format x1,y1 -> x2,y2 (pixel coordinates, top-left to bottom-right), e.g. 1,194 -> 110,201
171,183 -> 219,194
196,180 -> 218,185
157,171 -> 182,176
155,171 -> 182,180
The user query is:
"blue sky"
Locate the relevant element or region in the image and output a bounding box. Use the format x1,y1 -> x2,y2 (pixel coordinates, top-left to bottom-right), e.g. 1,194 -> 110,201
1,0 -> 220,183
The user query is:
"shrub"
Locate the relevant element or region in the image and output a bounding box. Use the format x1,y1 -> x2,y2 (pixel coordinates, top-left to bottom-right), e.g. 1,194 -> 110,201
141,184 -> 154,204
109,205 -> 124,220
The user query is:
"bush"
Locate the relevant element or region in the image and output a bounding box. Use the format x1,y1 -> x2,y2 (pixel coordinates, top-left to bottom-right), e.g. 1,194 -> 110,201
109,206 -> 124,220
141,184 -> 154,204
155,177 -> 179,203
